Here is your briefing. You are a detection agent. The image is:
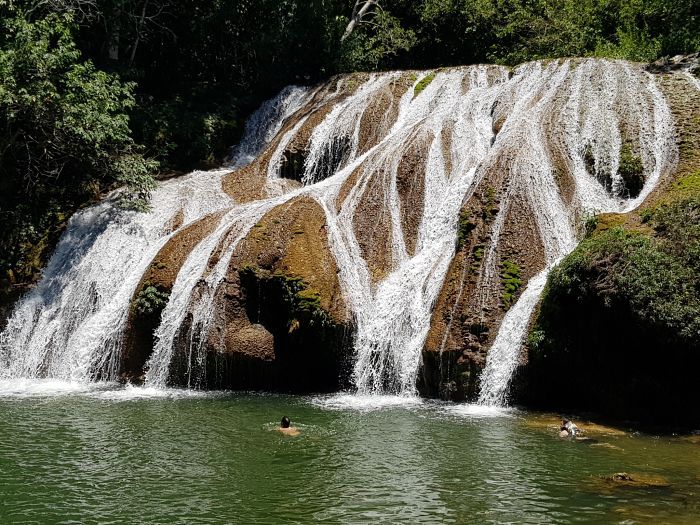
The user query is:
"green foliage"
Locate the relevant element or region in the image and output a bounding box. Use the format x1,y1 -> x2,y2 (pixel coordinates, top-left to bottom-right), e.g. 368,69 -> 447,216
240,266 -> 332,329
355,0 -> 699,68
538,201 -> 700,345
413,72 -> 436,97
584,214 -> 599,237
339,8 -> 417,71
0,5 -> 156,286
594,27 -> 661,62
501,260 -> 522,308
527,328 -> 545,350
133,284 -> 170,316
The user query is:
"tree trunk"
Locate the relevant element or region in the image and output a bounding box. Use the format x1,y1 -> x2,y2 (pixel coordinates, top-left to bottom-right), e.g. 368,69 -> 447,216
129,0 -> 150,67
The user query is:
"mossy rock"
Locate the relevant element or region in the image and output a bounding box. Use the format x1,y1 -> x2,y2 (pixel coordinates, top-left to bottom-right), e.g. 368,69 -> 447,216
456,210 -> 477,250
501,260 -> 522,309
413,72 -> 436,98
618,143 -> 644,197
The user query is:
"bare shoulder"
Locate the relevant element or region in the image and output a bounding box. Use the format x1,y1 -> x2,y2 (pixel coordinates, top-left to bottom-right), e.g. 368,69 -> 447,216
277,427 -> 301,437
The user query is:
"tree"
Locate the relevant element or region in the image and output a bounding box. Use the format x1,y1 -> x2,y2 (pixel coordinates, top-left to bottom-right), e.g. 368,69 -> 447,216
0,4 -> 156,284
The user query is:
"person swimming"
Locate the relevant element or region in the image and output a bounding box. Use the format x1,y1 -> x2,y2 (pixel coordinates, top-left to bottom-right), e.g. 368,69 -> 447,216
277,416 -> 300,436
560,418 -> 579,438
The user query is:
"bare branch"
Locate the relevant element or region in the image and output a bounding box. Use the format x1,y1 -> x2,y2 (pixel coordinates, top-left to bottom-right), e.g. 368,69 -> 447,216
341,0 -> 378,42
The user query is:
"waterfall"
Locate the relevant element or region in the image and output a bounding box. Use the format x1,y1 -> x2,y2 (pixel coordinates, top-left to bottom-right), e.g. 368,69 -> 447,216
0,60 -> 677,399
477,60 -> 676,405
0,170 -> 233,382
0,86 -> 309,384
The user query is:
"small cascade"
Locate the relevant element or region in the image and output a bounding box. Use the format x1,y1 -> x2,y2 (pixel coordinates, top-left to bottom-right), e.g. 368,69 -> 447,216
318,68 -> 508,395
0,87 -> 307,384
0,170 -> 233,382
229,85 -> 313,167
0,59 -> 677,399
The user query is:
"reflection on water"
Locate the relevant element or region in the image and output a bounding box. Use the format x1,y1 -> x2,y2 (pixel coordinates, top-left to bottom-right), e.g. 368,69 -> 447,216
0,381 -> 698,524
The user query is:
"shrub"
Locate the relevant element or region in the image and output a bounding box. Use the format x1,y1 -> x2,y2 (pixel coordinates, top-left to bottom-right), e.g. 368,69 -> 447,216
413,72 -> 436,97
133,285 -> 170,316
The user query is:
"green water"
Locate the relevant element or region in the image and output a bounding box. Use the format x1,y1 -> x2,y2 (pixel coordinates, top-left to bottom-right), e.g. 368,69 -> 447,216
0,384 -> 698,524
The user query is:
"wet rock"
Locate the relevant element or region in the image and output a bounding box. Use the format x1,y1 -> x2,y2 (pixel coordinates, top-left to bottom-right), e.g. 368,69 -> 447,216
602,472 -> 671,489
166,196 -> 352,392
646,53 -> 699,74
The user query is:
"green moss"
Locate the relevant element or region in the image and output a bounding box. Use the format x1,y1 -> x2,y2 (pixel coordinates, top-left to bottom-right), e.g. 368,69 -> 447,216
413,72 -> 436,98
240,265 -> 332,329
473,244 -> 485,261
501,260 -> 522,309
296,288 -> 323,313
482,187 -> 499,221
618,143 -> 644,197
666,169 -> 700,201
456,210 -> 477,250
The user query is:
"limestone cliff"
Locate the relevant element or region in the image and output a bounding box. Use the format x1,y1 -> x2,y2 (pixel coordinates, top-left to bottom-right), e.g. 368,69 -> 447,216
0,59 -> 685,401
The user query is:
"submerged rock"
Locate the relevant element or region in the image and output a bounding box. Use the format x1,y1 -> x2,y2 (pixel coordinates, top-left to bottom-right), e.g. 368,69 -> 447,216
601,472 -> 671,489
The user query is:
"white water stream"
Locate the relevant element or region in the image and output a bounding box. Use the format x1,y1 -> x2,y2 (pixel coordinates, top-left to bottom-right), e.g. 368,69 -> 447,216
0,60 -> 678,405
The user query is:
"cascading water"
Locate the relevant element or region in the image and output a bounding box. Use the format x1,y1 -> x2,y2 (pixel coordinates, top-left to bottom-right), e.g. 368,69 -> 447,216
0,59 -> 678,403
0,169 -> 234,382
477,60 -> 676,405
0,85 -> 309,384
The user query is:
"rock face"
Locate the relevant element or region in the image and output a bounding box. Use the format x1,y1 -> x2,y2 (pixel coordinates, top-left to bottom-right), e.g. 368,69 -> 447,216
513,62 -> 700,426
170,196 -> 352,391
123,196 -> 352,391
116,59 -> 677,395
122,211 -> 225,382
0,59 -> 682,403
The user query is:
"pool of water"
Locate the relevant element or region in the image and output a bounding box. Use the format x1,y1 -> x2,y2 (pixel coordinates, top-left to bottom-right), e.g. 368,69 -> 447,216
0,380 -> 698,524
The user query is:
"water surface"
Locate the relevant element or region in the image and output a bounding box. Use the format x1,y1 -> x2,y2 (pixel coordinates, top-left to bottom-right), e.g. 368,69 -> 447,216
0,381 -> 698,524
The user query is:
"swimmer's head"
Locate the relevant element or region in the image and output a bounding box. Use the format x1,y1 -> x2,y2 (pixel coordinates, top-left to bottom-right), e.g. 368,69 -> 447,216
281,416 -> 290,428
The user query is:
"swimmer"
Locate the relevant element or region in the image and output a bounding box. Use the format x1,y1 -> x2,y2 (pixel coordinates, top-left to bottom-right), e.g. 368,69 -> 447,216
560,418 -> 580,438
277,416 -> 300,436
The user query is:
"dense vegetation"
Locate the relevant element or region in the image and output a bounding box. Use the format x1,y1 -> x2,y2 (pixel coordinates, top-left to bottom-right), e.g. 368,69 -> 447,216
521,177 -> 700,426
1,0 -> 699,297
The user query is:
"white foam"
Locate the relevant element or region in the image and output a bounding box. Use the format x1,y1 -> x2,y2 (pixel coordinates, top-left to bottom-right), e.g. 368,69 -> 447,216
88,384 -> 214,401
445,403 -> 517,419
0,378 -> 112,398
312,393 -> 424,411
